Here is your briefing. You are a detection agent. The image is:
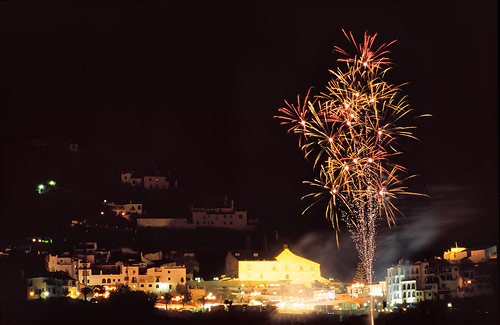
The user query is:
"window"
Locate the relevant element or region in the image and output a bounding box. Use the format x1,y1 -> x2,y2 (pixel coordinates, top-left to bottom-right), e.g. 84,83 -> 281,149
113,279 -> 115,282
141,284 -> 144,288
156,277 -> 160,282
168,278 -> 171,281
181,277 -> 184,283
169,284 -> 172,289
156,284 -> 159,288
132,277 -> 137,283
168,270 -> 170,274
148,284 -> 152,287
102,279 -> 106,284
412,283 -> 415,289
299,266 -> 304,271
412,292 -> 415,297
107,279 -> 111,283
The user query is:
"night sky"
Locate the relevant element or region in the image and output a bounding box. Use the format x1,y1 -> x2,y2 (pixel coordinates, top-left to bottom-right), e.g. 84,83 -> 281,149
0,1 -> 498,281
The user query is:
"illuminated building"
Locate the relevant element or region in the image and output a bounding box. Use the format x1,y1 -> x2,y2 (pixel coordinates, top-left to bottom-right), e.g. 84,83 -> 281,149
191,196 -> 257,230
27,274 -> 79,299
77,263 -> 186,294
443,244 -> 497,264
237,245 -> 329,286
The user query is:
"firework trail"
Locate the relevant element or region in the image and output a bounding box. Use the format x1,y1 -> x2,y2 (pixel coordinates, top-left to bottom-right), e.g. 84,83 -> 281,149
275,30 -> 428,288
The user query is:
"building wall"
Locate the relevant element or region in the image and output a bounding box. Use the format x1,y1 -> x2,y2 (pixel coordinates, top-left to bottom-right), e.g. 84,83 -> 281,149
136,218 -> 195,229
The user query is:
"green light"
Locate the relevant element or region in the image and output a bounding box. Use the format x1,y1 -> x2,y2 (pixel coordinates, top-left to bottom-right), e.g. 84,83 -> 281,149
48,180 -> 56,186
38,184 -> 45,189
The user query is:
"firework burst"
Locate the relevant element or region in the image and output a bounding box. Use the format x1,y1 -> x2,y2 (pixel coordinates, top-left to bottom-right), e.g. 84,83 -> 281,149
276,30 -> 428,235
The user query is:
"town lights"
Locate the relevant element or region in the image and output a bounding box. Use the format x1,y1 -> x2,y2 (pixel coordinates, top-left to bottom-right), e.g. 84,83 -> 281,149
48,180 -> 56,186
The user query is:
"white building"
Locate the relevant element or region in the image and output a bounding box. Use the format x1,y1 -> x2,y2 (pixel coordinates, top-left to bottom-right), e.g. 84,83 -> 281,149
191,198 -> 256,230
106,201 -> 143,220
77,263 -> 186,294
27,275 -> 79,299
386,259 -> 462,306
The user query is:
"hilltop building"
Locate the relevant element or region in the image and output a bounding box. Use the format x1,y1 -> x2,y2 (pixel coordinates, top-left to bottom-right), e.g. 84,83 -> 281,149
191,196 -> 257,230
121,171 -> 172,190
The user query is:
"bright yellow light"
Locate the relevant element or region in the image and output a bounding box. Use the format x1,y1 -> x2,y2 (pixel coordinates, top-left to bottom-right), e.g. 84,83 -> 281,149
328,137 -> 333,143
344,165 -> 349,171
173,295 -> 184,302
250,291 -> 261,296
368,158 -> 373,163
379,190 -> 384,196
363,62 -> 368,67
350,113 -> 354,118
32,238 -> 36,242
355,92 -> 360,97
353,158 -> 358,163
205,292 -> 217,300
378,130 -> 382,135
447,303 -> 452,308
100,211 -> 104,215
370,98 -> 375,103
331,188 -> 337,194
29,291 -> 34,296
300,120 -> 306,126
344,103 -> 350,108
347,121 -> 351,126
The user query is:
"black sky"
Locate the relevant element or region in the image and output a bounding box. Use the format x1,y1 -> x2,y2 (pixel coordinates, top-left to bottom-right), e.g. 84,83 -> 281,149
0,0 -> 498,279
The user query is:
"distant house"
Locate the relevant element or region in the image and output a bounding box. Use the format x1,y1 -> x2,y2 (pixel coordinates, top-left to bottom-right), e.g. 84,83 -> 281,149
191,196 -> 257,230
121,171 -> 170,190
106,201 -> 143,220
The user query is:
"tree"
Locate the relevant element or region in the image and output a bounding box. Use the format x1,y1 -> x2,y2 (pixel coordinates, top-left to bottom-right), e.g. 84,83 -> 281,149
353,262 -> 367,284
176,284 -> 192,307
80,287 -> 92,301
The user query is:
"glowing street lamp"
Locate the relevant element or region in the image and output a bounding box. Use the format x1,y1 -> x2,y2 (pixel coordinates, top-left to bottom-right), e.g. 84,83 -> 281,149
48,180 -> 56,186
